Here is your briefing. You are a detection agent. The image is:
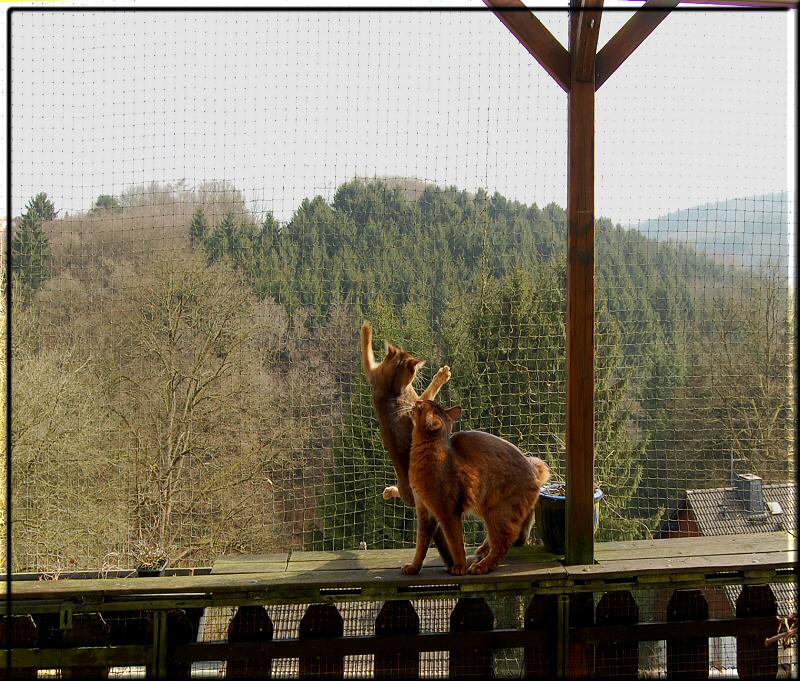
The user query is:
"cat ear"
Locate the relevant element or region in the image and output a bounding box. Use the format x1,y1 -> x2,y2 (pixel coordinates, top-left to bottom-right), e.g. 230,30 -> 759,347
445,406 -> 463,423
409,358 -> 426,370
384,341 -> 398,358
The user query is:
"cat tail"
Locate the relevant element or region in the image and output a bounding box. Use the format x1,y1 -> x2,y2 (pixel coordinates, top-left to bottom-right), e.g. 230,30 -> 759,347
361,320 -> 377,373
514,458 -> 551,547
531,457 -> 551,487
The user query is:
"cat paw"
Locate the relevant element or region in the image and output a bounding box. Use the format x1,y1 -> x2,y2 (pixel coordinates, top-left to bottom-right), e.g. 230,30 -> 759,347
435,365 -> 451,385
466,555 -> 479,567
449,563 -> 467,576
467,560 -> 495,575
401,563 -> 421,575
382,486 -> 400,500
361,320 -> 372,340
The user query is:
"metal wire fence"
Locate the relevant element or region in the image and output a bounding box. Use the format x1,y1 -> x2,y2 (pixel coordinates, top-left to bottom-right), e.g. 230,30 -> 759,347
2,8 -> 795,578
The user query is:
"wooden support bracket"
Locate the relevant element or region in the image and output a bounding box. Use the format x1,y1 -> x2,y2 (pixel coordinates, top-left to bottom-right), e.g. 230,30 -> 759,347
482,0 -> 571,92
595,0 -> 678,89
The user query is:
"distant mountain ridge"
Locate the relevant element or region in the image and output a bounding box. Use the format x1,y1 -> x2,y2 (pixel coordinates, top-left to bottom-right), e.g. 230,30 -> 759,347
632,191 -> 790,272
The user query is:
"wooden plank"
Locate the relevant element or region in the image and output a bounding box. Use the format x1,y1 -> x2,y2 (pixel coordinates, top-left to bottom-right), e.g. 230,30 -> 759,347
170,629 -> 549,663
4,552 -> 793,604
289,556 -> 445,573
211,552 -> 289,574
572,0 -> 604,83
482,0 -> 571,93
642,0 -> 796,6
567,550 -> 797,579
576,615 -> 778,643
596,532 -> 792,560
566,3 -> 596,566
595,0 -> 678,90
0,645 -> 152,669
288,545 -> 558,572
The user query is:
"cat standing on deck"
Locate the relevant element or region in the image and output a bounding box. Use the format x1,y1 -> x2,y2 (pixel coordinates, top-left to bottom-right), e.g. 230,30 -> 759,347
404,399 -> 551,576
360,321 -> 456,568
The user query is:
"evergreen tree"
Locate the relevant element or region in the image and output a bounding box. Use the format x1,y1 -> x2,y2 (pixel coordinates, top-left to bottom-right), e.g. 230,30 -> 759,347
189,207 -> 208,248
11,193 -> 54,294
90,194 -> 123,214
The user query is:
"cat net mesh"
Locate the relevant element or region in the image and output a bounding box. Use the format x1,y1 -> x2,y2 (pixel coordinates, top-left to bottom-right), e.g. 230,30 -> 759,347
2,7 -> 794,591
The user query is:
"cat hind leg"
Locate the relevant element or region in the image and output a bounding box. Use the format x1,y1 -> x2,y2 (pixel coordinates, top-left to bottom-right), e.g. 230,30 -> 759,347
468,525 -> 514,575
513,509 -> 535,546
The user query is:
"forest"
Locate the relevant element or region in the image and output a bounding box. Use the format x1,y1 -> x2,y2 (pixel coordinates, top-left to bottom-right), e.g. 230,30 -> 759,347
4,178 -> 793,573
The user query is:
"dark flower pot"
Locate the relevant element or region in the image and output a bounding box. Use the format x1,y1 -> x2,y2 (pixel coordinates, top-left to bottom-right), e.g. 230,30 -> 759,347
536,484 -> 603,555
135,558 -> 167,577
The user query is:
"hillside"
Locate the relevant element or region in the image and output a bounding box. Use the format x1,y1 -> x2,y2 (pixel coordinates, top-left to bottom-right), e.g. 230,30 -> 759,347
633,191 -> 790,272
10,180 -> 792,571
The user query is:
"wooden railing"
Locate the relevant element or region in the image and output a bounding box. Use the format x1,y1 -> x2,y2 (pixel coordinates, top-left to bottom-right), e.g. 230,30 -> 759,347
1,532 -> 796,678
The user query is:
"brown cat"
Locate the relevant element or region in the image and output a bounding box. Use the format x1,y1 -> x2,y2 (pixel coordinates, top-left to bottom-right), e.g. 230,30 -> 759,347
403,399 -> 551,576
360,321 -> 455,567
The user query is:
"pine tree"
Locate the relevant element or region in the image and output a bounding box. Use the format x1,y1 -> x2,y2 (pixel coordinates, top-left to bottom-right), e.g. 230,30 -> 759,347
11,193 -> 54,294
189,207 -> 208,248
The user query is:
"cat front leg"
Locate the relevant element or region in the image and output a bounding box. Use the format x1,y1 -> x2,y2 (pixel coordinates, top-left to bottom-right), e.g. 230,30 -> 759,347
419,365 -> 451,401
437,515 -> 468,576
401,503 -> 435,575
361,321 -> 378,373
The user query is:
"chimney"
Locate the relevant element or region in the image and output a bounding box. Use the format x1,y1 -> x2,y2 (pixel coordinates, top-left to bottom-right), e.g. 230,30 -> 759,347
733,473 -> 765,515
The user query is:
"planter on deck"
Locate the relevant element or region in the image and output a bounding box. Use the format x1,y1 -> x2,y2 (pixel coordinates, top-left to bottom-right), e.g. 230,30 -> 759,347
135,557 -> 168,577
536,483 -> 603,555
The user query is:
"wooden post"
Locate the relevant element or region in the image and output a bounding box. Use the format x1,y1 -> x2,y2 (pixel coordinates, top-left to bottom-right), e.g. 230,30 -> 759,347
226,605 -> 274,679
61,613 -> 110,680
449,598 -> 494,679
298,603 -> 344,679
566,0 -> 599,567
567,593 -> 594,678
0,615 -> 38,681
374,600 -> 420,679
666,589 -> 709,679
735,585 -> 778,679
595,591 -> 639,678
164,610 -> 194,680
524,594 -> 558,678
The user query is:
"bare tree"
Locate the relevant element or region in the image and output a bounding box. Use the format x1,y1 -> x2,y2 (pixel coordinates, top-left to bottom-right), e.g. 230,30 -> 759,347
106,254 -> 316,564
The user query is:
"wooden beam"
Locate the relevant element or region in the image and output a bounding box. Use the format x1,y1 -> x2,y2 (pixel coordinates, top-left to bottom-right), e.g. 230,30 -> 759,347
595,0 -> 678,90
572,0 -> 604,83
565,3 -> 596,566
623,0 -> 796,6
482,0 -> 571,93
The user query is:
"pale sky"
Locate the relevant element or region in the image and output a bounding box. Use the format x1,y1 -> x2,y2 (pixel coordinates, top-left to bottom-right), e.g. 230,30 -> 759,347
2,1 -> 796,241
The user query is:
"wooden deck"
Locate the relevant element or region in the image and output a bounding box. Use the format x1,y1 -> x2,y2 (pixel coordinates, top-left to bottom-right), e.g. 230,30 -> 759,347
4,532 -> 795,610
1,533 -> 796,677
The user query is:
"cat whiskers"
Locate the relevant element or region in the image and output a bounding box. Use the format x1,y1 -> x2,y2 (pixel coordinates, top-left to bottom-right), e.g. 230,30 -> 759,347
390,404 -> 414,418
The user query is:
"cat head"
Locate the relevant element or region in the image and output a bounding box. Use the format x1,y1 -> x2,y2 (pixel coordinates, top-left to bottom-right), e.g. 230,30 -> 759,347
411,399 -> 462,437
378,341 -> 426,396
